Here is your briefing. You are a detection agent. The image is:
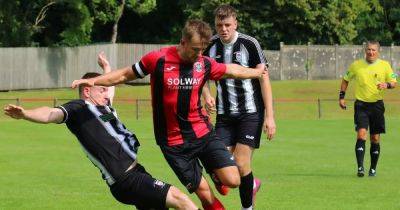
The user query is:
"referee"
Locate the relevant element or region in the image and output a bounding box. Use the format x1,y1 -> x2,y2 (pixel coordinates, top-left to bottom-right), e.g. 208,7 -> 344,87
339,41 -> 397,177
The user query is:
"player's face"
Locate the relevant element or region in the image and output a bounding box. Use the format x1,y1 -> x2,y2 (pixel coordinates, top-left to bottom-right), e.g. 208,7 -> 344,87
180,34 -> 207,63
86,86 -> 109,106
365,44 -> 379,63
215,16 -> 237,43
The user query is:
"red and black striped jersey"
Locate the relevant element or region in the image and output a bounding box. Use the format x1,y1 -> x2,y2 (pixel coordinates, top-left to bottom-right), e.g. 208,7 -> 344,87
132,46 -> 226,146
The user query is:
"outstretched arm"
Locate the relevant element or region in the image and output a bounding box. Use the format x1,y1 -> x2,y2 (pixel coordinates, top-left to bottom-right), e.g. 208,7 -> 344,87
222,64 -> 266,79
71,66 -> 136,89
259,64 -> 276,140
98,52 -> 115,104
4,104 -> 64,124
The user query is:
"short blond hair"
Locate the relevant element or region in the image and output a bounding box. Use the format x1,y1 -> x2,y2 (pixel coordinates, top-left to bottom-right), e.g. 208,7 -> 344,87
181,19 -> 212,43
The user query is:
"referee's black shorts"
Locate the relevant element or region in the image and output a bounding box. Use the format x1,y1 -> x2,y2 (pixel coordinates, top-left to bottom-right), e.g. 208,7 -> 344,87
160,131 -> 236,193
110,163 -> 170,210
354,99 -> 385,134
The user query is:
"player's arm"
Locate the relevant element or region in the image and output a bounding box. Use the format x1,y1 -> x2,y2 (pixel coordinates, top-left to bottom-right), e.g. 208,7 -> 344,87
258,64 -> 276,140
98,52 -> 115,104
222,64 -> 265,79
201,82 -> 216,114
72,66 -> 136,89
339,79 -> 349,110
4,104 -> 64,124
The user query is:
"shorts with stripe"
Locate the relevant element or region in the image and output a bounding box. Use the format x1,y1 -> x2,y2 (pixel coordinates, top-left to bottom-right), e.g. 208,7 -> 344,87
110,163 -> 170,210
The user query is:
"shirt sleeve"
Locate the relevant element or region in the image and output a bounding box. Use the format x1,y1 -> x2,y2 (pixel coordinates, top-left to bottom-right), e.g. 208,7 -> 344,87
209,57 -> 227,80
248,38 -> 268,68
132,50 -> 161,78
385,63 -> 398,83
56,100 -> 83,124
343,62 -> 355,81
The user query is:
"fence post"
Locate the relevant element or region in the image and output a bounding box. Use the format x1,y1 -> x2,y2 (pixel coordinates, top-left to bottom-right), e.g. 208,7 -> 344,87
335,44 -> 338,79
16,98 -> 20,106
306,42 -> 311,80
390,43 -> 394,68
317,98 -> 321,119
279,42 -> 284,80
53,98 -> 58,107
136,99 -> 139,120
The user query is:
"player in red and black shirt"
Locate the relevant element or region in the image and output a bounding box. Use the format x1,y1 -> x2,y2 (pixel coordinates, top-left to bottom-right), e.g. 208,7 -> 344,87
72,19 -> 266,210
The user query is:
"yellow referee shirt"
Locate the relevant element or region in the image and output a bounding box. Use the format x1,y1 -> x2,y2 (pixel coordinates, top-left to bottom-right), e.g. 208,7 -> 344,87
344,59 -> 397,102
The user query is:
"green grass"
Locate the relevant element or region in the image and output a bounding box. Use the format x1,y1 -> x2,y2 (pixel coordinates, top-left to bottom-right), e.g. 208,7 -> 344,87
1,80 -> 399,209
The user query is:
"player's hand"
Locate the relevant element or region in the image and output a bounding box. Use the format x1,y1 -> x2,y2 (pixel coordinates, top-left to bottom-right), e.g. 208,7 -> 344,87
4,104 -> 25,119
204,96 -> 216,115
256,67 -> 267,78
71,79 -> 94,89
98,51 -> 111,72
377,82 -> 387,90
263,116 -> 276,140
339,99 -> 346,110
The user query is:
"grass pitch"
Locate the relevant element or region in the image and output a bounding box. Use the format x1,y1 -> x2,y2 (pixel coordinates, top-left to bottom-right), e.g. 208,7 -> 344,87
1,80 -> 399,209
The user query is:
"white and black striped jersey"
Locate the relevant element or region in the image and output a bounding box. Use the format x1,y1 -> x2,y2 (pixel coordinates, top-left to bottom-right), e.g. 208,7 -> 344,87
58,99 -> 140,186
204,32 -> 268,115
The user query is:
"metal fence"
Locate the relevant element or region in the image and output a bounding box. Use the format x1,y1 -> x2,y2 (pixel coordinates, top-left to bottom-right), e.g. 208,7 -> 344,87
1,43 -> 400,90
2,98 -> 399,120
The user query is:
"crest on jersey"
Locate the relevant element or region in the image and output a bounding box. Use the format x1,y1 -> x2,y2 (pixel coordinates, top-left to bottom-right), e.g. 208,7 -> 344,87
194,62 -> 202,72
235,52 -> 242,63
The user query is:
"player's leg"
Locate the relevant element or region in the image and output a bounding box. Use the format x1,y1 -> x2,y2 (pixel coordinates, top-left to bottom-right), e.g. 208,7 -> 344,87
165,186 -> 199,210
368,100 -> 385,177
354,100 -> 369,177
234,143 -> 258,209
159,141 -> 222,208
211,114 -> 237,195
194,176 -> 225,210
200,131 -> 240,188
233,113 -> 263,209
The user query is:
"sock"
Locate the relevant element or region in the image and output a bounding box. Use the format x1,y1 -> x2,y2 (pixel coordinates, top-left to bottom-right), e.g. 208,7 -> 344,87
202,198 -> 225,210
355,139 -> 366,169
239,172 -> 254,208
370,142 -> 380,170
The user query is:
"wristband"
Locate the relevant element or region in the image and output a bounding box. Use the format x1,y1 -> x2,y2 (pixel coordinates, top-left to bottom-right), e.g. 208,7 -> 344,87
339,91 -> 345,99
386,82 -> 392,89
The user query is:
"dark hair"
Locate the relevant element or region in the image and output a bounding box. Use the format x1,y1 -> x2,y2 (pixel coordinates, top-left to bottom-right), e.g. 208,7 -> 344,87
182,19 -> 212,43
78,72 -> 101,95
366,40 -> 380,50
214,4 -> 237,20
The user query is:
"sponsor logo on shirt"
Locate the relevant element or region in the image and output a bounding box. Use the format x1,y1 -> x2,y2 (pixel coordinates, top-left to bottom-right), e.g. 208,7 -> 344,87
166,77 -> 202,90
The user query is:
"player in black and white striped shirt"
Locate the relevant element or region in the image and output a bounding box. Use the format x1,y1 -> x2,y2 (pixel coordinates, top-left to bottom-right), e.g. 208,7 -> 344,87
203,4 -> 276,210
4,72 -> 198,210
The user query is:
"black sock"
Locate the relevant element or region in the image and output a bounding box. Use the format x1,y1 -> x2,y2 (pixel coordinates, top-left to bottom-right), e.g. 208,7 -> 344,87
370,142 -> 380,170
355,139 -> 366,169
239,172 -> 253,208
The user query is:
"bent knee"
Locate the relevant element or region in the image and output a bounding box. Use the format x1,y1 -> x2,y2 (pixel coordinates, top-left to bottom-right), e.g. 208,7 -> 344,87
221,173 -> 240,188
167,186 -> 194,208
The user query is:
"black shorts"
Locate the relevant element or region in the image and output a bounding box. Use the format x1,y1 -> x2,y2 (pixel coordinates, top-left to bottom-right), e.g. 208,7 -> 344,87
160,131 -> 236,193
215,112 -> 264,148
354,100 -> 385,134
110,163 -> 171,210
